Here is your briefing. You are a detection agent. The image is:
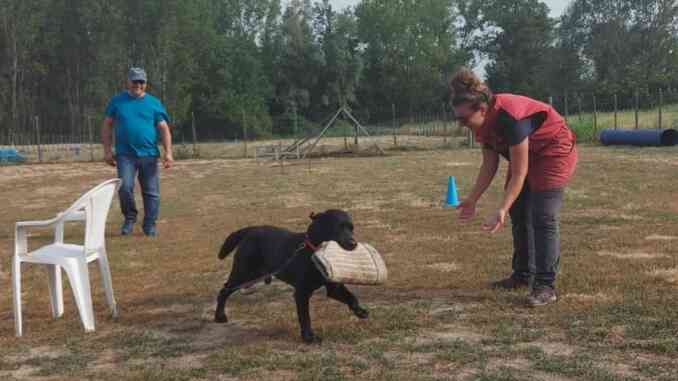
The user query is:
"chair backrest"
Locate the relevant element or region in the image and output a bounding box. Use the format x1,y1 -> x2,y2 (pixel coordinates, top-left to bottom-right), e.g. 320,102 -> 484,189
63,179 -> 121,252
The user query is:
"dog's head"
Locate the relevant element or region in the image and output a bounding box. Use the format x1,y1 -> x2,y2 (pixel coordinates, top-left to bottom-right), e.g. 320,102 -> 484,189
306,209 -> 357,250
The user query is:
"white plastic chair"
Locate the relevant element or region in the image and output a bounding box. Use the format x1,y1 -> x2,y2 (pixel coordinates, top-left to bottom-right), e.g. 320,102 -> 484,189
12,178 -> 122,337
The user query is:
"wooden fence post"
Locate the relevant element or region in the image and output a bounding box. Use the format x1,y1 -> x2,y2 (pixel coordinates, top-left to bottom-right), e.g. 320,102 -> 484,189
564,92 -> 569,122
613,94 -> 618,130
658,88 -> 663,130
392,103 -> 397,147
191,112 -> 199,157
88,115 -> 95,161
242,108 -> 248,158
441,102 -> 447,145
634,89 -> 639,130
593,94 -> 598,139
35,116 -> 42,162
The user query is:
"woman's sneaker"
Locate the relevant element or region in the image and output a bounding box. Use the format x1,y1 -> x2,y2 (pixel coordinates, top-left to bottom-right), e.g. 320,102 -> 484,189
491,276 -> 529,290
527,286 -> 557,307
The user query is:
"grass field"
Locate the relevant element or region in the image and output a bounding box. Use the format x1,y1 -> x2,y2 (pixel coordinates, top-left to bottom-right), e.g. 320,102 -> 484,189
1,145 -> 677,380
566,103 -> 678,142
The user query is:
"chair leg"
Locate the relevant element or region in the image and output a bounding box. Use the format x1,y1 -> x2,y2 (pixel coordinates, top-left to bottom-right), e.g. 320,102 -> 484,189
97,252 -> 118,318
63,260 -> 95,332
12,257 -> 23,337
46,265 -> 64,319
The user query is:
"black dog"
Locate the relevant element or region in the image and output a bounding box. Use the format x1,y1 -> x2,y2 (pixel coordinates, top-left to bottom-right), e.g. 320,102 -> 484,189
214,209 -> 369,343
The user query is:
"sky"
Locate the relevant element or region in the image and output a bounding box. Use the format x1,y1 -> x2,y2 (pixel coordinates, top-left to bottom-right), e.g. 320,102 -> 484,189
328,0 -> 570,17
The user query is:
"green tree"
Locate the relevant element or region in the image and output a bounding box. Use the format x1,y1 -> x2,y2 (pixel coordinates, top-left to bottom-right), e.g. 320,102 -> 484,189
0,0 -> 45,142
355,0 -> 469,120
313,0 -> 363,109
278,0 -> 322,118
560,0 -> 678,94
464,0 -> 555,99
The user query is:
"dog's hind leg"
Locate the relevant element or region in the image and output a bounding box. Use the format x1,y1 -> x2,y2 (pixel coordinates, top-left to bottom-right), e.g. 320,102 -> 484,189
215,243 -> 263,322
214,282 -> 238,323
326,283 -> 369,319
294,289 -> 321,344
215,267 -> 269,323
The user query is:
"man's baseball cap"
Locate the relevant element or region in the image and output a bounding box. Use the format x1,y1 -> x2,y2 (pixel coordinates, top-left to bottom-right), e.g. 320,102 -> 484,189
128,67 -> 147,82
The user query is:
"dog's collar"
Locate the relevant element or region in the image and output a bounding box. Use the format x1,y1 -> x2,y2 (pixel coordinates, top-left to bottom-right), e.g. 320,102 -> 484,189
304,236 -> 319,251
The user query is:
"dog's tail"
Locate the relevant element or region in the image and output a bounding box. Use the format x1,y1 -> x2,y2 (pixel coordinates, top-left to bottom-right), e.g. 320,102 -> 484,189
218,228 -> 254,260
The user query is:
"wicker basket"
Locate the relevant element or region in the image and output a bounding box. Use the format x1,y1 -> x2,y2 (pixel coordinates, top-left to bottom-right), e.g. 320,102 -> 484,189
312,241 -> 388,285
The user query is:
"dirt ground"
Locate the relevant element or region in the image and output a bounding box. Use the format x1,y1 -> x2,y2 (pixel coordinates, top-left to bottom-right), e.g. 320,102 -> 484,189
1,145 -> 677,380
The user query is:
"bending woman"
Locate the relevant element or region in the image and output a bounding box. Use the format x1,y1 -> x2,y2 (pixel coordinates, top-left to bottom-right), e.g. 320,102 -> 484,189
451,68 -> 577,307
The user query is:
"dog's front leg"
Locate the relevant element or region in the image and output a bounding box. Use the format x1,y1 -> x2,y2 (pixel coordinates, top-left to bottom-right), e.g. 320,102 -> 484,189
294,289 -> 321,344
326,283 -> 369,319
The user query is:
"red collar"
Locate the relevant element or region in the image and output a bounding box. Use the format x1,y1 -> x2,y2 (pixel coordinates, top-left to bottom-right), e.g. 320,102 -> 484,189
304,236 -> 319,251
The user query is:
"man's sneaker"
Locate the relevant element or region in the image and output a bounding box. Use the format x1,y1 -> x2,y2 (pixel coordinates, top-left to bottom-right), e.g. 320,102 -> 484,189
527,286 -> 558,307
143,225 -> 157,237
491,276 -> 529,290
121,220 -> 134,236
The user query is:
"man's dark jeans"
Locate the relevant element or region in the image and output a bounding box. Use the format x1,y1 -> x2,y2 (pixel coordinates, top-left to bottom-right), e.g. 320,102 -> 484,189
509,184 -> 564,288
116,155 -> 159,230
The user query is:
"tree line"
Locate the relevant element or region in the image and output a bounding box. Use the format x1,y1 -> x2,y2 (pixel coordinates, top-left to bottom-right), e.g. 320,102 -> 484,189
1,0 -> 677,142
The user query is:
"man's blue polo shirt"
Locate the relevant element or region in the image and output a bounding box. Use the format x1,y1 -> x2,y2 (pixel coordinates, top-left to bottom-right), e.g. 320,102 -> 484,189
105,92 -> 169,157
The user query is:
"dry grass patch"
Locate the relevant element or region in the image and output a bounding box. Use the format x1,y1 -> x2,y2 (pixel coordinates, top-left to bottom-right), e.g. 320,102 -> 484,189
426,262 -> 461,273
562,293 -> 614,304
2,146 -> 678,380
646,267 -> 678,284
597,251 -> 669,260
645,234 -> 678,241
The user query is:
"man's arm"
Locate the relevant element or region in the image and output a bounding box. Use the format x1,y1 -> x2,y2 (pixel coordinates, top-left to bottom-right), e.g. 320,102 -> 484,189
157,121 -> 173,168
102,117 -> 115,166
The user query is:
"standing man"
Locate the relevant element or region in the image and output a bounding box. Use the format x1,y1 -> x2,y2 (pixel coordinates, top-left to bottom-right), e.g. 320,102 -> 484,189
102,67 -> 173,237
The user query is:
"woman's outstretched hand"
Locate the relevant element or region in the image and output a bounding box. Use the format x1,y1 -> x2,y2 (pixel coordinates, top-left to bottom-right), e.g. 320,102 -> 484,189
482,208 -> 508,233
457,199 -> 477,222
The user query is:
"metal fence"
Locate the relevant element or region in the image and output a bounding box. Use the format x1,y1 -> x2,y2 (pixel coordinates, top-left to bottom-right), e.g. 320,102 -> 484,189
2,88 -> 677,164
